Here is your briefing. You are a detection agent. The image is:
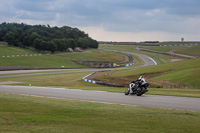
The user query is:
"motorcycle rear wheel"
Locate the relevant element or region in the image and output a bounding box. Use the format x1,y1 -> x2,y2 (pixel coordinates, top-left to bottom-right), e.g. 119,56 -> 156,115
136,87 -> 146,96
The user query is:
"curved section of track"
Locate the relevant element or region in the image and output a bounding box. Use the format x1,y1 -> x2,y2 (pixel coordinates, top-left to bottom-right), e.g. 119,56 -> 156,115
0,49 -> 156,78
3,49 -> 199,112
98,48 -> 157,67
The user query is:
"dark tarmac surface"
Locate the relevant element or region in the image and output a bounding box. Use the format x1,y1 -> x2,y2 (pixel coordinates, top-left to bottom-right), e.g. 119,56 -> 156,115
0,85 -> 200,111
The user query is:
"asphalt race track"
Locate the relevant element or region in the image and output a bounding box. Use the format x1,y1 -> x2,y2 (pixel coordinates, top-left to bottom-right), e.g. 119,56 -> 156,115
0,50 -> 156,79
0,85 -> 200,111
0,50 -> 199,112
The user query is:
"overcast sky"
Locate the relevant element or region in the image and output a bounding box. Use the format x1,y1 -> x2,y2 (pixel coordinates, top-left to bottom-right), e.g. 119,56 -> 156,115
1,0 -> 200,42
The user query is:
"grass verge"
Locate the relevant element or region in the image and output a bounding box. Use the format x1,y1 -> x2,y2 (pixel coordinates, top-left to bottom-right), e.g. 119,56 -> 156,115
0,93 -> 200,133
0,72 -> 124,92
147,88 -> 200,98
0,55 -> 84,68
56,49 -> 125,63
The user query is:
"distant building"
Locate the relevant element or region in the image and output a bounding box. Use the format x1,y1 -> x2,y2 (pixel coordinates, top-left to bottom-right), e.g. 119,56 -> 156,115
74,47 -> 84,52
181,38 -> 184,42
67,48 -> 73,52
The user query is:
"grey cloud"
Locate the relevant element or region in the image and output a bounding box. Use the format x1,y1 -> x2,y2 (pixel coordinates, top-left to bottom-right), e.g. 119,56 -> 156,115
0,0 -> 200,35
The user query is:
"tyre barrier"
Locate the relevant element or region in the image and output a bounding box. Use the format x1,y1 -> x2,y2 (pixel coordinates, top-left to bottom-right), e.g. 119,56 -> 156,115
124,63 -> 134,67
114,62 -> 134,67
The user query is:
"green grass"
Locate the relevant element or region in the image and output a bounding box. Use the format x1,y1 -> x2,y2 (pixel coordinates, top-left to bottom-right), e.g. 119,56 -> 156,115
56,49 -> 125,63
0,45 -> 126,68
1,43 -> 200,132
0,55 -> 84,68
113,58 -> 200,76
96,58 -> 200,89
147,88 -> 200,97
174,45 -> 200,56
152,67 -> 200,88
130,54 -> 145,67
99,44 -> 200,88
0,45 -> 39,56
0,72 -> 124,92
99,45 -> 184,64
100,44 -> 139,52
137,50 -> 184,64
0,44 -> 82,68
139,45 -> 200,56
139,46 -> 186,52
1,93 -> 200,133
0,46 -> 26,56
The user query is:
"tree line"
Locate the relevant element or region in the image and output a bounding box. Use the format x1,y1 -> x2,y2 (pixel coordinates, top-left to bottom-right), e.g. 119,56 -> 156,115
0,22 -> 99,53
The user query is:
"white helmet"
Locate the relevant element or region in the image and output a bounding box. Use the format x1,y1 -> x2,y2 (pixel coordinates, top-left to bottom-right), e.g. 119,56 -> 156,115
139,76 -> 144,80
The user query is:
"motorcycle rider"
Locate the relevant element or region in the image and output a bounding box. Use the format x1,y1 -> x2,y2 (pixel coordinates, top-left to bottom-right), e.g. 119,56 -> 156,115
129,76 -> 145,94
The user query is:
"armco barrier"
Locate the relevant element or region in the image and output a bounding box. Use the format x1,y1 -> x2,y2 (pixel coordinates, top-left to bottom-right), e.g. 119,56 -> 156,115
82,72 -> 98,84
82,78 -> 98,84
82,72 -> 126,87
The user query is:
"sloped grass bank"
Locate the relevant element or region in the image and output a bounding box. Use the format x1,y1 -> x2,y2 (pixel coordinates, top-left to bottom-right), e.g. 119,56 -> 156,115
152,67 -> 200,89
1,93 -> 200,133
139,45 -> 200,56
99,45 -> 184,64
94,58 -> 200,89
0,55 -> 84,68
139,46 -> 185,52
56,49 -> 125,63
174,45 -> 200,56
0,44 -> 40,56
0,44 -> 84,68
0,44 -> 126,69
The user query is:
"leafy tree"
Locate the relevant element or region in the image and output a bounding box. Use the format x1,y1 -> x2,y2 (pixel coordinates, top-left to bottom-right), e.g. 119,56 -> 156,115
49,41 -> 57,53
67,38 -> 77,49
0,22 -> 99,53
30,32 -> 40,44
40,41 -> 48,51
33,38 -> 42,50
3,32 -> 15,46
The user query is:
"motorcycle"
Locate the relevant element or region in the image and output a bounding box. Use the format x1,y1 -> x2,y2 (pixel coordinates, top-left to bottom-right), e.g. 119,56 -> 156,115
125,80 -> 149,96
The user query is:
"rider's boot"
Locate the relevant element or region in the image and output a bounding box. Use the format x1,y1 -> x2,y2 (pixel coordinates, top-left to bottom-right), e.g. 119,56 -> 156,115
129,83 -> 135,94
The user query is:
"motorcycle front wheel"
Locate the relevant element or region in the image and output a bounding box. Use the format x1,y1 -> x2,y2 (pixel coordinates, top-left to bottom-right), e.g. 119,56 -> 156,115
125,88 -> 130,95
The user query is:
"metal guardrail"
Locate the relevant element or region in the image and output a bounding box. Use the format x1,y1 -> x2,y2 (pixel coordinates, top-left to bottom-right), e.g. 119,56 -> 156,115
82,72 -> 126,87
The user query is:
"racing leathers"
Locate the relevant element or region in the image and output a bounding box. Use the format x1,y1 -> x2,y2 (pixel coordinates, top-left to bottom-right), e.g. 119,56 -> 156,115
129,77 -> 145,94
